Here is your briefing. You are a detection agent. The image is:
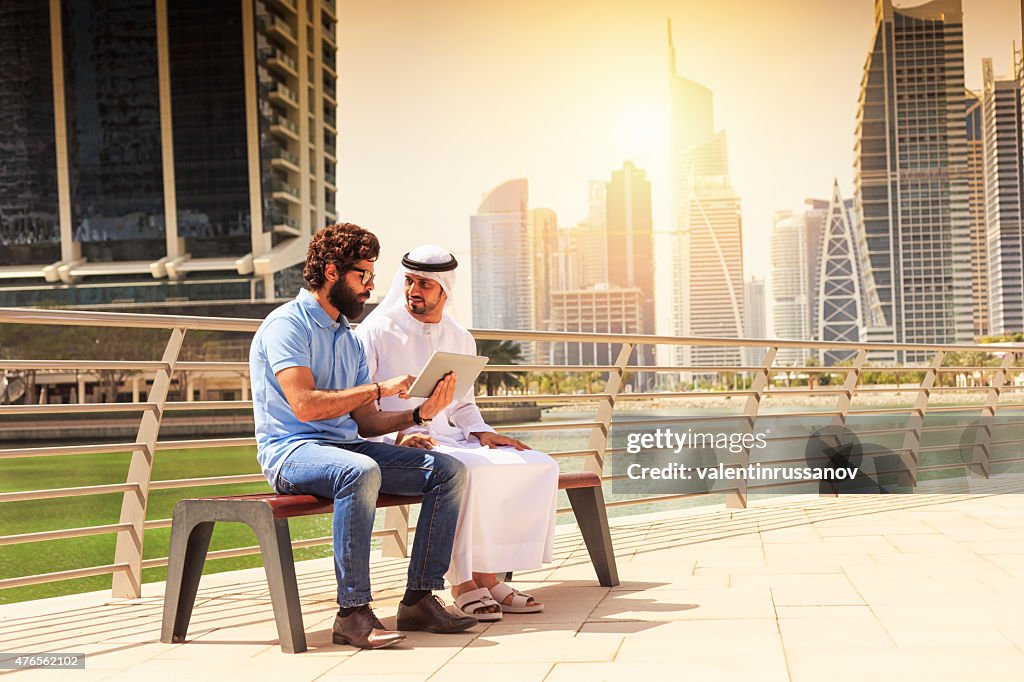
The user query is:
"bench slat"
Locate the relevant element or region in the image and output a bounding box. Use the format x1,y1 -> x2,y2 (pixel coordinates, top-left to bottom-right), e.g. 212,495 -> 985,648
192,472 -> 602,519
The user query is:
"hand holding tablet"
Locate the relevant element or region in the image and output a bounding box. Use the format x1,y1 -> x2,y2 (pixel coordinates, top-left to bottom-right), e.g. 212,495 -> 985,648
407,351 -> 489,401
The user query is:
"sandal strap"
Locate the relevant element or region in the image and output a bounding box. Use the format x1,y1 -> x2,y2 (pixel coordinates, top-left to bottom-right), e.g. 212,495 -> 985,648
488,581 -> 515,604
507,591 -> 534,608
489,581 -> 535,606
455,587 -> 499,614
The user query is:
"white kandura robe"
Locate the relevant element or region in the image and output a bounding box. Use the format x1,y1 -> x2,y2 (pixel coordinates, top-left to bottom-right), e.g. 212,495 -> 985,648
355,310 -> 558,584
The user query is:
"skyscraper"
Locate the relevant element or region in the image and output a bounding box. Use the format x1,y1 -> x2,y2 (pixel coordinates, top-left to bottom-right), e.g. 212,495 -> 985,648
0,0 -> 338,307
853,0 -> 973,360
528,208 -> 558,329
743,276 -> 766,368
966,88 -> 990,338
528,207 -> 558,362
605,161 -> 655,369
578,181 -> 609,289
470,178 -> 534,336
606,161 -> 654,302
983,55 -> 1024,335
668,21 -> 744,369
770,209 -> 817,366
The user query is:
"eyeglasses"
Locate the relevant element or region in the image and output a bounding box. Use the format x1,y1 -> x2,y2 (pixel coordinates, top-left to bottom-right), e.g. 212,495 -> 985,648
349,266 -> 376,286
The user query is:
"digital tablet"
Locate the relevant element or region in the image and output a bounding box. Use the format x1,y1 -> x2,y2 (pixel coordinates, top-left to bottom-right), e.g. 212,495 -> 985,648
407,351 -> 489,401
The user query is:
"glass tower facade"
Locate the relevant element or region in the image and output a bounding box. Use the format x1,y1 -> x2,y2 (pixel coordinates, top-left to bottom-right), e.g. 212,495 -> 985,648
169,0 -> 250,253
983,57 -> 1024,336
62,0 -> 165,261
0,0 -> 339,307
0,2 -> 60,267
854,0 -> 973,359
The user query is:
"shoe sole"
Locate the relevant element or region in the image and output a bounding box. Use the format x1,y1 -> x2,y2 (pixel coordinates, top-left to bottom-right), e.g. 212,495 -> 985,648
452,606 -> 502,623
332,633 -> 406,649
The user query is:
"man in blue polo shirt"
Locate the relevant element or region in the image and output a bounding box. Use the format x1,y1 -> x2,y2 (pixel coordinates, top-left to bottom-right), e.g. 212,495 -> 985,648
250,223 -> 476,649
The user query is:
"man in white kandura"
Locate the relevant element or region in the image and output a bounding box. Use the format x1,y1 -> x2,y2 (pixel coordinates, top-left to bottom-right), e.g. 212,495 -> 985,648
355,244 -> 559,622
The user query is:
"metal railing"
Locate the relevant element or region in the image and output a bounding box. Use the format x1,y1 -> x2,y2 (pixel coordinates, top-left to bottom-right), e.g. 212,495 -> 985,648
271,146 -> 300,167
271,179 -> 299,198
269,113 -> 298,135
1,306 -> 1023,598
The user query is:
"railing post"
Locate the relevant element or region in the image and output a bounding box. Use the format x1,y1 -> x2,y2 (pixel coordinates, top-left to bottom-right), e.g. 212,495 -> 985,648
970,352 -> 1014,480
111,327 -> 185,598
820,349 -> 868,499
729,346 -> 777,509
899,349 -> 944,489
587,343 -> 633,477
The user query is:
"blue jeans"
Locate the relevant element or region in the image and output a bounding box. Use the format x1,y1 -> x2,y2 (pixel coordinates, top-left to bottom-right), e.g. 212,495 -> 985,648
273,439 -> 467,607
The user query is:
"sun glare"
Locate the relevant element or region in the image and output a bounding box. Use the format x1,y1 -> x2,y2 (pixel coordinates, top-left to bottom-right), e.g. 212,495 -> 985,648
620,105 -> 670,156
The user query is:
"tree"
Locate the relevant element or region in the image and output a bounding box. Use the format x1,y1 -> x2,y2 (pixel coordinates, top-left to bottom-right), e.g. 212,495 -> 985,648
537,371 -> 568,395
475,339 -> 524,396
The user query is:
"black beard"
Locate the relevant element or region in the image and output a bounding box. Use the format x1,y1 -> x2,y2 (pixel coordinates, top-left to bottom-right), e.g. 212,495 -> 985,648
328,277 -> 365,320
406,294 -> 442,317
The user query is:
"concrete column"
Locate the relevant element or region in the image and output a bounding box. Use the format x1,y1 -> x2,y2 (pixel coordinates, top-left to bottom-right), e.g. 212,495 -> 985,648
156,0 -> 184,263
77,377 -> 86,404
132,377 -> 141,403
241,376 -> 249,401
186,376 -> 195,402
49,0 -> 79,263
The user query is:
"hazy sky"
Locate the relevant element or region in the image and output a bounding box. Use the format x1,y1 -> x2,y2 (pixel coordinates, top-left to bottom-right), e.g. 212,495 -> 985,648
338,0 -> 1022,328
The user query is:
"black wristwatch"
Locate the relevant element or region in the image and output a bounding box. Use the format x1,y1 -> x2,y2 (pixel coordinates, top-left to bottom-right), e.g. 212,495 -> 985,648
412,406 -> 431,426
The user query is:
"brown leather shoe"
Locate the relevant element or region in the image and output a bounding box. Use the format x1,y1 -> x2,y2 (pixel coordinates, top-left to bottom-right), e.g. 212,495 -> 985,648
396,594 -> 478,634
333,605 -> 406,649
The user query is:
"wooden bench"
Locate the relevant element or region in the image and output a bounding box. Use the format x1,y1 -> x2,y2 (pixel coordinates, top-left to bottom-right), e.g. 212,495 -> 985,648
160,471 -> 617,653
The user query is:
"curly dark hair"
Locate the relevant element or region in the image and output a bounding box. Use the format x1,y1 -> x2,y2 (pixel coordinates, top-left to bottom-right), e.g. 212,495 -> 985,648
303,223 -> 380,289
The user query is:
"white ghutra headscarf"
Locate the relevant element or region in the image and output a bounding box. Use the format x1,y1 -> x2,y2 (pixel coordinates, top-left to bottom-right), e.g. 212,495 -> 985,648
360,244 -> 459,325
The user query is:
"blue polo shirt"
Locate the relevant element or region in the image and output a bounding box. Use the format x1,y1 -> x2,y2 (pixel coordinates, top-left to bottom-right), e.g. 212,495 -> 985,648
249,288 -> 370,487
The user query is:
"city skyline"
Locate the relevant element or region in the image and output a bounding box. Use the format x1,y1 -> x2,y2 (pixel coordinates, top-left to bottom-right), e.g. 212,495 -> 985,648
338,0 -> 1020,326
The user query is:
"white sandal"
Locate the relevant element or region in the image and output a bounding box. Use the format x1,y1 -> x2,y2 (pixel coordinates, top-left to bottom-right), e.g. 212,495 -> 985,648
488,582 -> 544,613
453,587 -> 503,622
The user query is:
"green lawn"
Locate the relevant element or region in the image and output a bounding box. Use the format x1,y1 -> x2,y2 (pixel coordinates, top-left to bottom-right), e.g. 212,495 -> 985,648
0,445 -> 343,604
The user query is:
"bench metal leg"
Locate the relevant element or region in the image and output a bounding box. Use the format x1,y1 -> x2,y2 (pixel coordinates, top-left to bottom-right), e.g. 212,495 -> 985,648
567,486 -> 619,587
254,515 -> 307,654
161,512 -> 215,644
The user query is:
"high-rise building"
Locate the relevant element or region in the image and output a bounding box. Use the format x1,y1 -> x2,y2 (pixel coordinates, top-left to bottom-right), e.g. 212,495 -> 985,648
853,0 -> 973,360
528,208 -> 558,329
470,178 -> 534,339
606,160 -> 654,317
549,287 -> 644,368
0,0 -> 338,307
606,161 -> 654,301
528,207 -> 557,362
578,181 -> 609,289
742,276 -> 766,367
550,225 -> 584,293
770,210 -> 817,366
966,89 -> 990,338
983,56 -> 1024,335
605,161 -> 655,370
668,21 -> 745,370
